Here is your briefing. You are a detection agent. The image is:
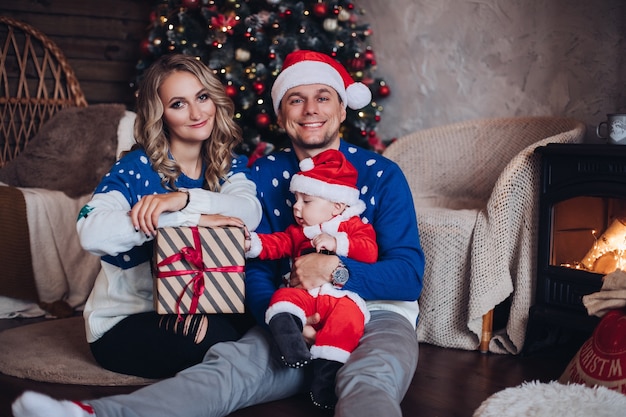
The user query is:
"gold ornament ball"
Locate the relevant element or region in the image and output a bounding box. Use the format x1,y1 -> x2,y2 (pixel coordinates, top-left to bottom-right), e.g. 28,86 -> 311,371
235,48 -> 251,62
323,18 -> 338,32
337,9 -> 351,22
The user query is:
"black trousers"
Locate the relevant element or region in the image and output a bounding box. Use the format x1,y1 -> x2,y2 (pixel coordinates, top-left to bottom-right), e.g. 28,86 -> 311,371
90,311 -> 255,378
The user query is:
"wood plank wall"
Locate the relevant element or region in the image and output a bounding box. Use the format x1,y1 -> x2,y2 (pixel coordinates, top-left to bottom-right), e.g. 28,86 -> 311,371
0,0 -> 153,108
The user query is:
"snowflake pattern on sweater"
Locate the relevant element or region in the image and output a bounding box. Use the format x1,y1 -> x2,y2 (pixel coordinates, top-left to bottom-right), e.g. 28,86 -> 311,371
80,149 -> 248,269
77,148 -> 254,343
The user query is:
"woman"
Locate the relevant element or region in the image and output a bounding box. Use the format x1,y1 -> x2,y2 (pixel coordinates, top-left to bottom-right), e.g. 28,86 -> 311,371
76,54 -> 262,379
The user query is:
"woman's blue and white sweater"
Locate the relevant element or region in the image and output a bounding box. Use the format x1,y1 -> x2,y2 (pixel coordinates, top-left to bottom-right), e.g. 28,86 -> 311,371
77,149 -> 261,343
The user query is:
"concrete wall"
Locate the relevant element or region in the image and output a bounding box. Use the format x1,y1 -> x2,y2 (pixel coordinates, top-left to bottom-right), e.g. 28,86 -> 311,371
362,0 -> 625,142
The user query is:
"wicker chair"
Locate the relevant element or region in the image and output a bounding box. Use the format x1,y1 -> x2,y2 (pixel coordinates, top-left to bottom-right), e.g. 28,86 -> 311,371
0,16 -> 87,168
383,116 -> 586,354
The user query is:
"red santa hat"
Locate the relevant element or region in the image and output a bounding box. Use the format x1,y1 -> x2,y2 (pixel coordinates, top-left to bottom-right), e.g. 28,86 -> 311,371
289,149 -> 365,218
271,50 -> 372,114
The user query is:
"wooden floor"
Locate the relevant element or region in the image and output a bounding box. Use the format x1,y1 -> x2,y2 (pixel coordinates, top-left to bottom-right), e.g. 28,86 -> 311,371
0,319 -> 586,417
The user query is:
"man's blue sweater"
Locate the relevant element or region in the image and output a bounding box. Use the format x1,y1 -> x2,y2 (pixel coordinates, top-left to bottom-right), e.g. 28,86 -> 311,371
247,141 -> 425,328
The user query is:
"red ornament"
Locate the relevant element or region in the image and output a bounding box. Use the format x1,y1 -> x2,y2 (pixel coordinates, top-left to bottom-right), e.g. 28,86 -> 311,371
347,57 -> 366,71
256,113 -> 271,129
252,81 -> 265,95
182,0 -> 200,9
364,50 -> 375,62
378,84 -> 391,98
139,39 -> 151,56
225,85 -> 238,98
313,3 -> 328,17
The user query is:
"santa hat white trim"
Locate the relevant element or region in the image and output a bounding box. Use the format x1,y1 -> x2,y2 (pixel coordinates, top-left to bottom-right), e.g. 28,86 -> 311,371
290,173 -> 360,206
271,50 -> 372,114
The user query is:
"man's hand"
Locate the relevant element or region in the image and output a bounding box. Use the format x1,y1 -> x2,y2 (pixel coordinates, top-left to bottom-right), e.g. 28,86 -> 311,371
130,192 -> 188,235
288,252 -> 338,289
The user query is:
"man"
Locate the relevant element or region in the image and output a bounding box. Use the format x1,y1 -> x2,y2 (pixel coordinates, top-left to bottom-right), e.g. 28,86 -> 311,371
13,50 -> 424,417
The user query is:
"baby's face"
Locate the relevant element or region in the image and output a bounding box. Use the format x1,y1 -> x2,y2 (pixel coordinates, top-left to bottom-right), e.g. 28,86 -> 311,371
292,192 -> 337,227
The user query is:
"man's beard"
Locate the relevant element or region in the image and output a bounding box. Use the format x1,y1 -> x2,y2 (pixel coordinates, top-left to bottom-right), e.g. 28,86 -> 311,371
291,131 -> 339,151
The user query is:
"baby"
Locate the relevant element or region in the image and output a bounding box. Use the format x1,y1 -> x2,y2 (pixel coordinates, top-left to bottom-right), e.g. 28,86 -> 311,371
245,149 -> 377,409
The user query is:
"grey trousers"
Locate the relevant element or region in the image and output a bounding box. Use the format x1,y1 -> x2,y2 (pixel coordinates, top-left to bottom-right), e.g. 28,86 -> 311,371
90,310 -> 419,417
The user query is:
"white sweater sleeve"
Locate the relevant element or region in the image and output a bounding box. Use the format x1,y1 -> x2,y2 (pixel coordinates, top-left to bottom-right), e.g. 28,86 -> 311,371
77,173 -> 262,256
77,190 -> 152,256
180,172 -> 262,231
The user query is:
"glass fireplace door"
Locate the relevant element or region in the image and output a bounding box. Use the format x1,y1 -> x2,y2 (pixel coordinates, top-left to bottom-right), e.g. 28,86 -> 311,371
554,196 -> 626,275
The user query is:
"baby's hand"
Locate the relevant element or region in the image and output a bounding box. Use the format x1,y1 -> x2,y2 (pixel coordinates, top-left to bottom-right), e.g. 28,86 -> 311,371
311,233 -> 337,253
244,227 -> 251,252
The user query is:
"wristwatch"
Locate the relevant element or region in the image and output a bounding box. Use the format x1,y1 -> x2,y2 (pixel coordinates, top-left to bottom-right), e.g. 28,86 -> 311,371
331,260 -> 349,288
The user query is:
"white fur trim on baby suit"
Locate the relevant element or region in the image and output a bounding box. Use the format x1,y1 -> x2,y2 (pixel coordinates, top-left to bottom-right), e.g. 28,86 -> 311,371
333,232 -> 349,257
318,283 -> 370,324
265,301 -> 307,326
245,232 -> 262,259
310,344 -> 351,363
303,224 -> 322,240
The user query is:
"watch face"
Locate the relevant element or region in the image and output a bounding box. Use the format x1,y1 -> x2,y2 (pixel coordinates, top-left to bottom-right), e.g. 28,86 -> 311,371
333,267 -> 349,284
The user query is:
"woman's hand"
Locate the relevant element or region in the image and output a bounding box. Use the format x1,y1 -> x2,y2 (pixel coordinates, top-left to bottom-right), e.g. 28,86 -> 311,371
130,191 -> 188,235
198,214 -> 245,228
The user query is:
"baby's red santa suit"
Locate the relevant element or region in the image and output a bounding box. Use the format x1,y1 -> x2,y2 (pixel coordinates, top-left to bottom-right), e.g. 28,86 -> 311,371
247,148 -> 377,410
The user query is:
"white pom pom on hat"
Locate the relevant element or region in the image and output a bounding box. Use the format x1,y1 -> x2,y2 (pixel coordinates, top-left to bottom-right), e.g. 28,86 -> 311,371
271,50 -> 372,114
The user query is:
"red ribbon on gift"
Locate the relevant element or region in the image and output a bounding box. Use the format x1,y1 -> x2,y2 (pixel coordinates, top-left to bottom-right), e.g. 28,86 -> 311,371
156,226 -> 244,319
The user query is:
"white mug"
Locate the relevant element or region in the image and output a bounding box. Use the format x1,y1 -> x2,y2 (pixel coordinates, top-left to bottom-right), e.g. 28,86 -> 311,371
597,113 -> 626,145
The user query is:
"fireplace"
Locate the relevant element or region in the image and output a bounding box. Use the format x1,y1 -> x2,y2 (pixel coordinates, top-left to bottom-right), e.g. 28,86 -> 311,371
526,143 -> 626,349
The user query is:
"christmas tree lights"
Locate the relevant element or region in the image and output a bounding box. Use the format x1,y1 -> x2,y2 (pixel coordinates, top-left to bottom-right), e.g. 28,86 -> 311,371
134,0 -> 390,160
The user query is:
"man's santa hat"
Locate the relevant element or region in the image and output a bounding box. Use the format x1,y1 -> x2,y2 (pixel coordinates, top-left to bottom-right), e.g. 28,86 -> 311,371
271,50 -> 372,114
290,149 -> 365,218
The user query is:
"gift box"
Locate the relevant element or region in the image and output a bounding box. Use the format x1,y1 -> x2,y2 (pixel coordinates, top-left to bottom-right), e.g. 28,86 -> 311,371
153,226 -> 245,315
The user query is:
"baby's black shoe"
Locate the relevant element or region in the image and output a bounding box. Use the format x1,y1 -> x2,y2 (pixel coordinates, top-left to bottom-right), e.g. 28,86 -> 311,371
310,358 -> 343,410
268,312 -> 311,367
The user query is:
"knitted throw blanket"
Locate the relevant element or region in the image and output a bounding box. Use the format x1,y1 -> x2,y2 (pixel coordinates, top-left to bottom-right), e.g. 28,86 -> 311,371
384,117 -> 586,353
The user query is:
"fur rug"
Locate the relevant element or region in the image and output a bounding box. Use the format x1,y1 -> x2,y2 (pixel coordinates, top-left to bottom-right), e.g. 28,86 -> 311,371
0,316 -> 156,386
473,380 -> 626,417
0,104 -> 126,198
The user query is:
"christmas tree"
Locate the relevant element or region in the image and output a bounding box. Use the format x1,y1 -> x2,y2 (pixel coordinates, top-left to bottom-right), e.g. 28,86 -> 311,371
135,0 -> 391,160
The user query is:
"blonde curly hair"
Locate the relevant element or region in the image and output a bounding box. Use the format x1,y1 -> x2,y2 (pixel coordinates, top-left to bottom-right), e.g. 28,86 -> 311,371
132,54 -> 242,191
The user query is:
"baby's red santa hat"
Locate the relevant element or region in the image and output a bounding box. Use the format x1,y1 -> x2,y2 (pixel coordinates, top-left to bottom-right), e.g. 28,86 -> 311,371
290,149 -> 366,218
271,50 -> 372,114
